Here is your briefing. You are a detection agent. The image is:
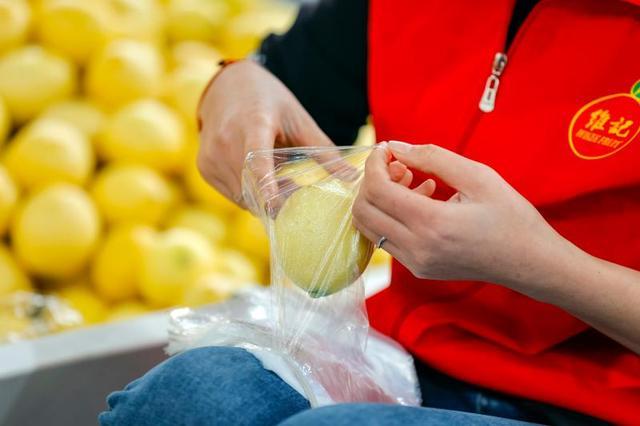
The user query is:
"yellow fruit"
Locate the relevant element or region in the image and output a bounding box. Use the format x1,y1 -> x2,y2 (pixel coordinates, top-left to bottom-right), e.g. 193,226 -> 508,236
184,150 -> 239,215
165,63 -> 216,126
354,124 -> 376,147
98,99 -> 186,172
91,223 -> 155,302
0,310 -> 31,343
371,248 -> 391,266
182,272 -> 241,307
138,227 -> 216,307
0,0 -> 31,53
0,165 -> 17,235
169,40 -> 222,70
92,163 -> 178,225
221,5 -> 296,57
0,95 -> 9,144
215,249 -> 259,284
106,300 -> 148,322
165,0 -> 228,43
12,183 -> 101,279
55,284 -> 108,324
40,99 -> 106,139
0,244 -> 31,296
167,205 -> 226,246
0,45 -> 76,123
232,210 -> 269,262
104,0 -> 164,43
37,0 -> 109,63
4,118 -> 94,189
276,159 -> 330,187
274,180 -> 373,297
85,40 -> 164,109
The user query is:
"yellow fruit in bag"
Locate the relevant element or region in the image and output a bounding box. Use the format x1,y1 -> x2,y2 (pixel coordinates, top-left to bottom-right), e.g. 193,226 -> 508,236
274,180 -> 373,297
0,45 -> 76,123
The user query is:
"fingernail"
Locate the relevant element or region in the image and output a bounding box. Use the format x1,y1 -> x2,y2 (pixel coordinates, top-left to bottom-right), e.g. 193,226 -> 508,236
388,140 -> 413,153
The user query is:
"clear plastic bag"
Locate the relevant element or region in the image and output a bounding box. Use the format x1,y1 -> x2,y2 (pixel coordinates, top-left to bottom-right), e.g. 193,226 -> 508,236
0,291 -> 83,344
168,146 -> 420,407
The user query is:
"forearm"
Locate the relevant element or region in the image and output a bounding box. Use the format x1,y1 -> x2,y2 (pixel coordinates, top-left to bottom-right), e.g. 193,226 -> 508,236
510,232 -> 640,354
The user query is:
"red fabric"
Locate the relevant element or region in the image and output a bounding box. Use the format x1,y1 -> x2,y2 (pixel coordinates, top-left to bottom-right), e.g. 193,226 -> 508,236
367,0 -> 640,423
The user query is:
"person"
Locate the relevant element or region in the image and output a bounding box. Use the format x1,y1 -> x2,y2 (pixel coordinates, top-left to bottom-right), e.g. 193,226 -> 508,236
100,0 -> 640,424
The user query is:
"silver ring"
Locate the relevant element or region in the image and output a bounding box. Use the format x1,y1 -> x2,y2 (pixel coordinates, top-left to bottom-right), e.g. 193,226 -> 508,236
376,236 -> 387,249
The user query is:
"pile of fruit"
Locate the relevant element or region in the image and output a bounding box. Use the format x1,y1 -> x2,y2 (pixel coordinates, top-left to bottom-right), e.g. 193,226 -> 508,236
0,0 -> 301,343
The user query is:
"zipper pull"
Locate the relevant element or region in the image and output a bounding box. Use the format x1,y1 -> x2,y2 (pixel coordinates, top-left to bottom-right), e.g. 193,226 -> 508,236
479,52 -> 508,113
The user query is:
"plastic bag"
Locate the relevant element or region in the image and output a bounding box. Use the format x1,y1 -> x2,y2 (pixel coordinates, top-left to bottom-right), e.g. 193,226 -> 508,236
0,291 -> 83,344
168,146 -> 420,407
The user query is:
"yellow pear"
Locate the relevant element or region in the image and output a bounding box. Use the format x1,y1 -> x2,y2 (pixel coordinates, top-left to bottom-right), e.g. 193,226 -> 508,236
40,98 -> 106,139
0,0 -> 31,53
98,99 -> 186,172
36,0 -> 109,63
91,163 -> 179,225
166,205 -> 226,247
12,183 -> 101,279
0,45 -> 76,123
274,180 -> 373,297
91,223 -> 156,302
4,118 -> 94,189
138,227 -> 217,307
165,0 -> 228,43
85,40 -> 164,108
0,244 -> 31,296
0,165 -> 17,235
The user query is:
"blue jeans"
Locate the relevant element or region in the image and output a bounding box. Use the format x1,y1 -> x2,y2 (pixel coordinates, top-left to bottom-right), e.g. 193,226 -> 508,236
98,347 -> 540,426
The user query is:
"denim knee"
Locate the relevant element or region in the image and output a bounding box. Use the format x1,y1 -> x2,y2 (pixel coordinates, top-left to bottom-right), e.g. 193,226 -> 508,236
279,404 -> 533,426
99,346 -> 309,426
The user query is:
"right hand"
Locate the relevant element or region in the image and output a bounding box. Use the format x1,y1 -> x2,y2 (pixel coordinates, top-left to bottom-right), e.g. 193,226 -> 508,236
197,59 -> 336,207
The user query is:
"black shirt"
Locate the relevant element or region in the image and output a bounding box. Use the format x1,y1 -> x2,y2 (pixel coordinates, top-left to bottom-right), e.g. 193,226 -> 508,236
259,0 -> 539,146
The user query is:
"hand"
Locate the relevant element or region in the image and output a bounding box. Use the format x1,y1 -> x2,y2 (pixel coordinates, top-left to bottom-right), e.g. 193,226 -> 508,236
352,141 -> 568,292
197,60 -> 335,207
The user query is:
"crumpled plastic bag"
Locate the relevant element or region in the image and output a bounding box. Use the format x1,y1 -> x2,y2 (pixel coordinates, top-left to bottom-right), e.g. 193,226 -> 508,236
167,146 -> 420,407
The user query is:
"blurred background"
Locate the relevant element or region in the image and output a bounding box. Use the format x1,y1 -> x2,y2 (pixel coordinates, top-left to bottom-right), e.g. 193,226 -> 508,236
0,2 -> 386,423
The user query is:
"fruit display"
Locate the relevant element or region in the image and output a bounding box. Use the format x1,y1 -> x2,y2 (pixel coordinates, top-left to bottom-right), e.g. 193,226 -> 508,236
0,0 -> 387,344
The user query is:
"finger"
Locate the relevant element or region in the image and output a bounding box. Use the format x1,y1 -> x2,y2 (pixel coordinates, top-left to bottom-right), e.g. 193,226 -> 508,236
242,125 -> 280,212
363,145 -> 445,226
387,141 -> 486,194
389,161 -> 413,188
413,179 -> 436,197
351,201 -> 407,261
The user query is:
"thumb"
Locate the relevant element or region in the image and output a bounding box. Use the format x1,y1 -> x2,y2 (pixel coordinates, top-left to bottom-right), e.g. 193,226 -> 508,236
387,141 -> 485,194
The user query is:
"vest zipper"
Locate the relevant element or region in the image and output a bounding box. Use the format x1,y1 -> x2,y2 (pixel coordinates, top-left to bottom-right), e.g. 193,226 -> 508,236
478,52 -> 508,113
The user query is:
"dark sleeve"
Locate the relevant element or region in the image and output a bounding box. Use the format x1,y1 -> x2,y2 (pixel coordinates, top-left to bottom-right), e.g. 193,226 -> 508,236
258,0 -> 368,146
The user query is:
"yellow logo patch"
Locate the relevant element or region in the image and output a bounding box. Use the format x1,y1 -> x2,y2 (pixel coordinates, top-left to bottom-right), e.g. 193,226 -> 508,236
568,81 -> 640,160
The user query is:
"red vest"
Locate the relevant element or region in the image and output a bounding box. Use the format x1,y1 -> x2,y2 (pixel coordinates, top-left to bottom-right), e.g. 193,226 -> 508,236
366,0 -> 640,423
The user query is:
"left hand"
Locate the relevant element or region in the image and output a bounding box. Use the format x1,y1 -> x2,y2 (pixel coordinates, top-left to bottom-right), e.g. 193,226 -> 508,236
352,141 -> 567,291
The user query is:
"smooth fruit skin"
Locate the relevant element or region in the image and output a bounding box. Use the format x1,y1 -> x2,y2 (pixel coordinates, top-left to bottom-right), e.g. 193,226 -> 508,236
0,45 -> 76,123
4,118 -> 94,189
274,180 -> 373,297
12,183 -> 101,279
91,163 -> 178,225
